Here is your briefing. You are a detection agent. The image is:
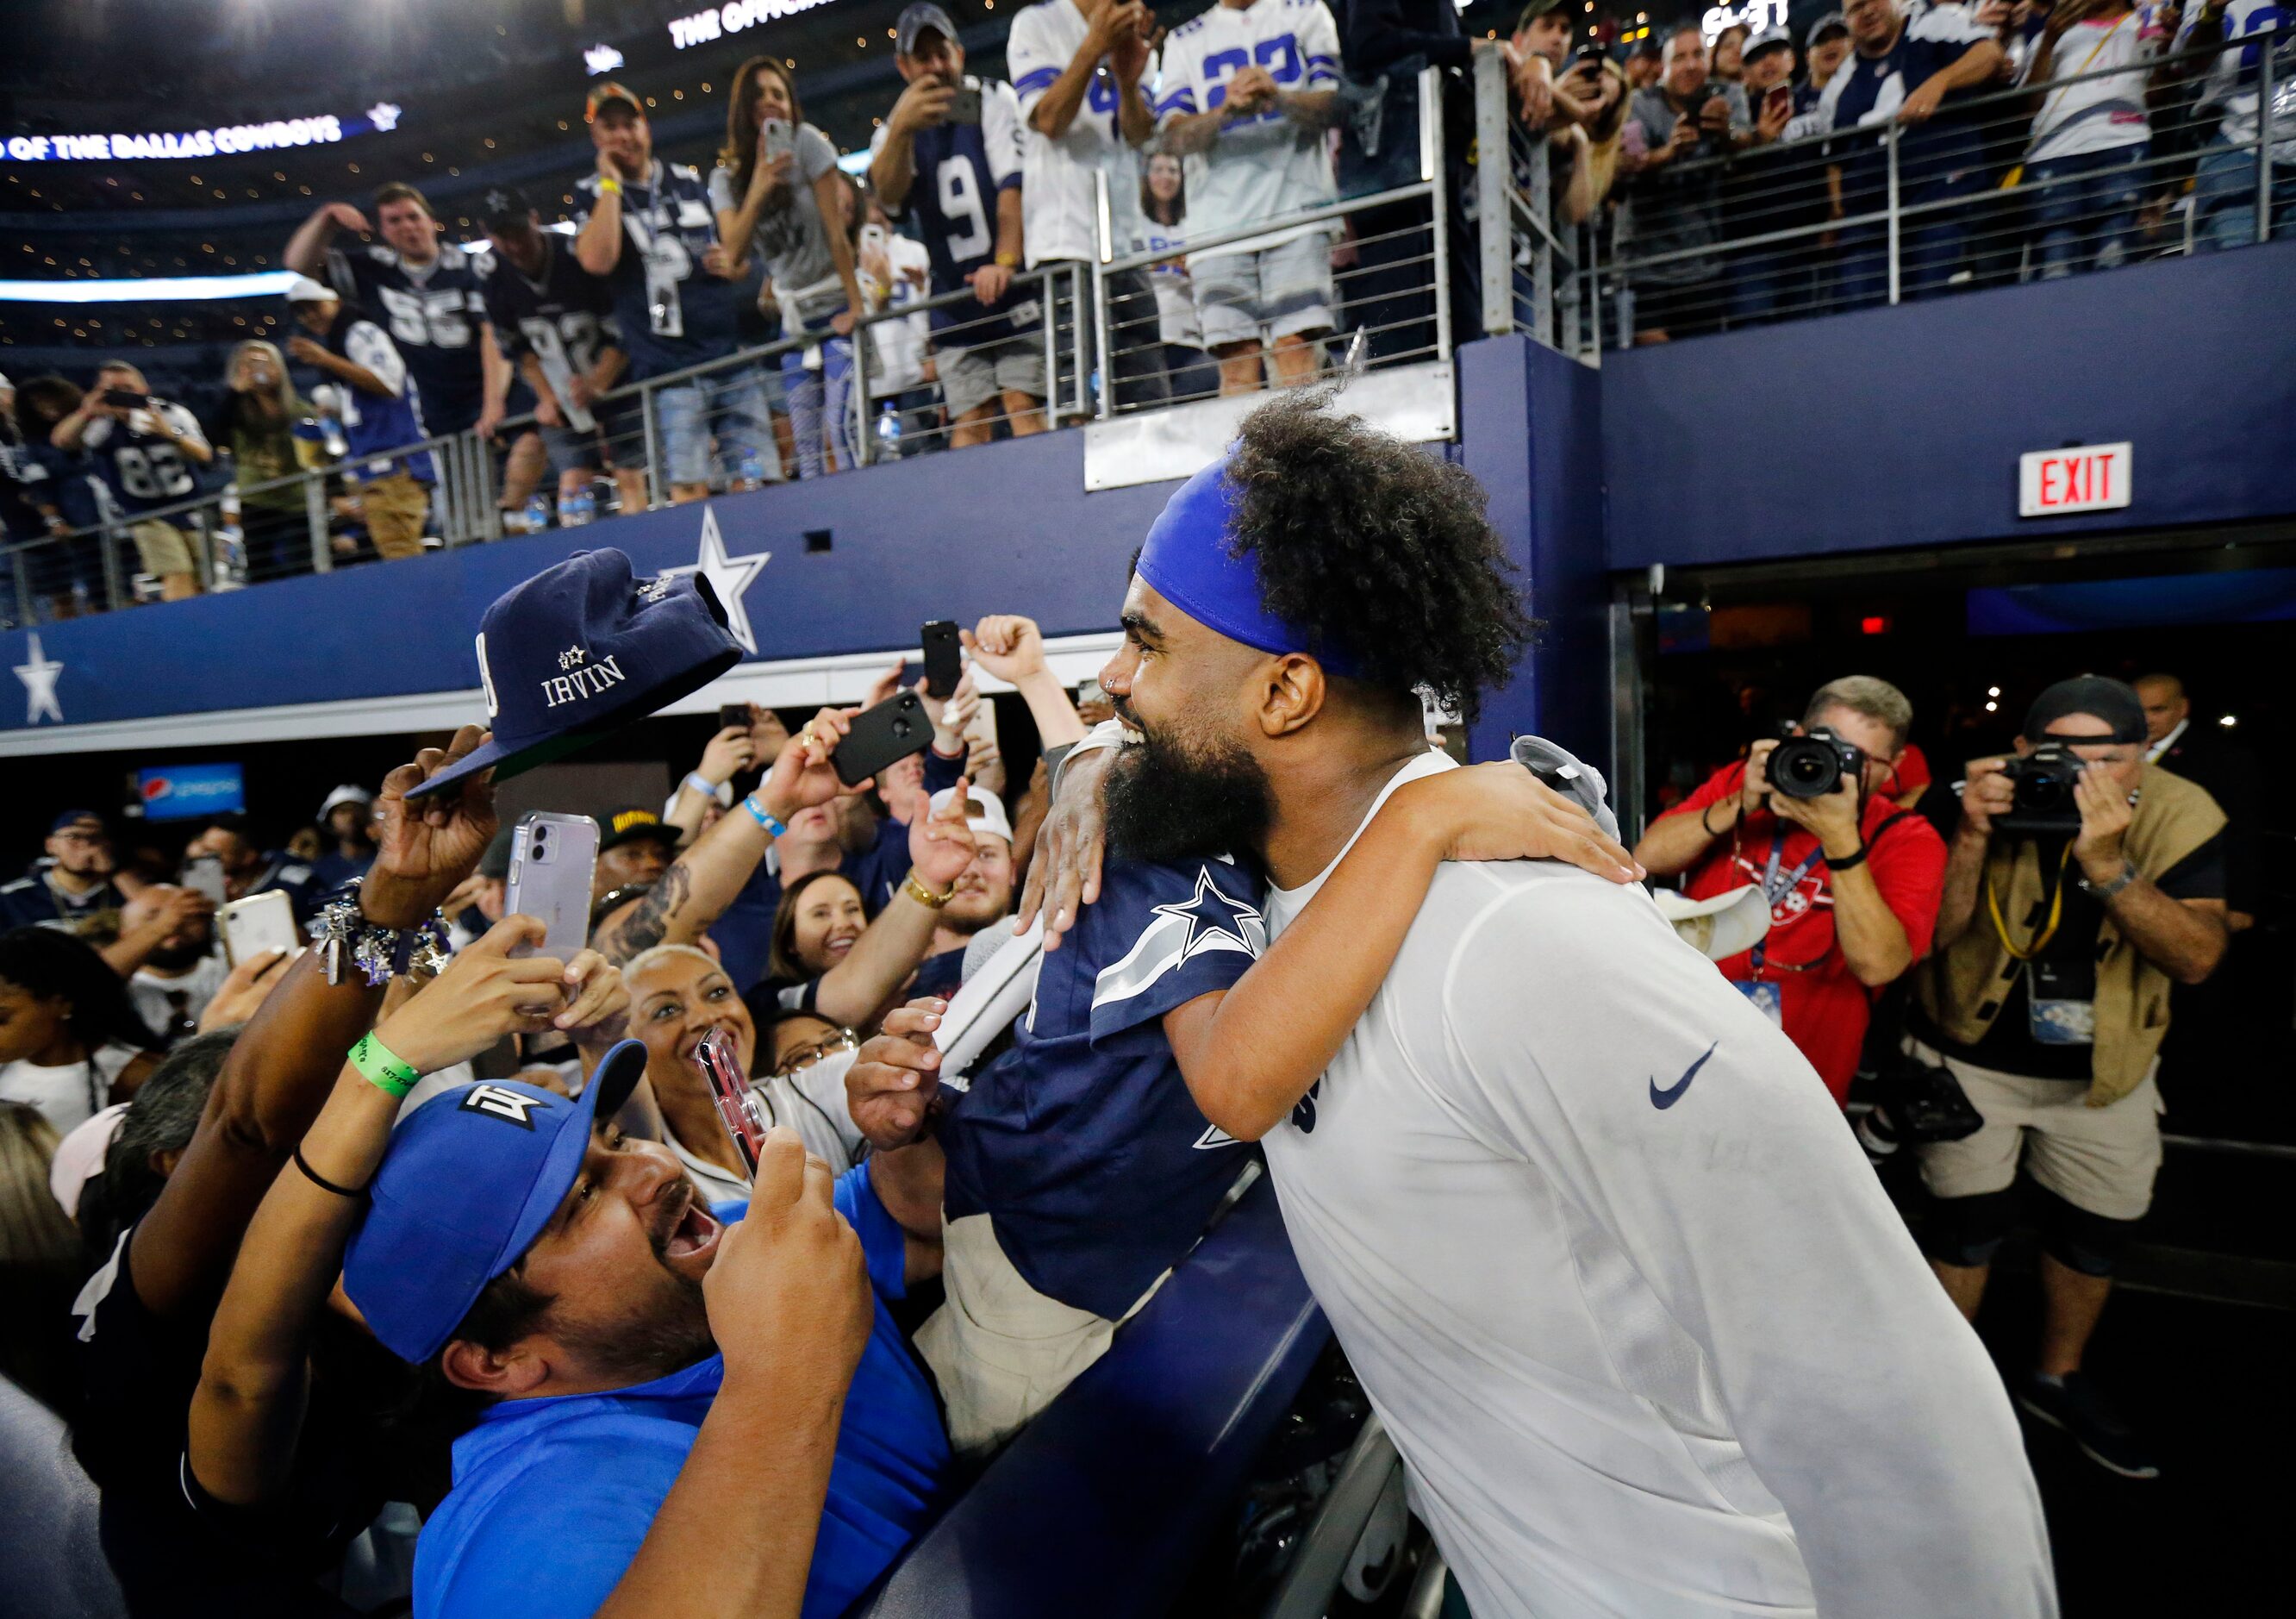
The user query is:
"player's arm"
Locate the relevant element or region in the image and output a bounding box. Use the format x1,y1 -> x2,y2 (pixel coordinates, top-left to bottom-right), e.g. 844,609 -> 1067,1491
1446,898 -> 2055,1616
1162,765 -> 1638,1141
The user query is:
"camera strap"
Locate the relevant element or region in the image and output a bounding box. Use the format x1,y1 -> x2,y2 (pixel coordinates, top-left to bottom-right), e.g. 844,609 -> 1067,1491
1985,839 -> 2076,962
1748,809 -> 1919,978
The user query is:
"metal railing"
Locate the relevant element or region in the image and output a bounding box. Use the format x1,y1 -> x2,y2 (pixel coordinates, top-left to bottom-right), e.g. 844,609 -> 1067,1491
1582,22 -> 2290,345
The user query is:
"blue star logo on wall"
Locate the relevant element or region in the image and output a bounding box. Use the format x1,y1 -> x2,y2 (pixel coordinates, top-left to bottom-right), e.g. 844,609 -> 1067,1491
1150,867 -> 1265,964
662,506 -> 771,654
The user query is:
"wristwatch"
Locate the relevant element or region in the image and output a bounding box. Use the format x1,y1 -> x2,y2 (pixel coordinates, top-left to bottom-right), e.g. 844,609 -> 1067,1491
2078,859 -> 2139,901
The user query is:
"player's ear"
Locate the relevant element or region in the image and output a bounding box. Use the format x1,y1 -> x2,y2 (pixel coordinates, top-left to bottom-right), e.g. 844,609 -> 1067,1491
1257,654 -> 1325,739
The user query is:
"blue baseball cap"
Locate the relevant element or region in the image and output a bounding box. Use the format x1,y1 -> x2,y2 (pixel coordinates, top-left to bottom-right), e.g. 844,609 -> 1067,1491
406,548 -> 743,798
344,1041 -> 647,1363
50,810 -> 104,833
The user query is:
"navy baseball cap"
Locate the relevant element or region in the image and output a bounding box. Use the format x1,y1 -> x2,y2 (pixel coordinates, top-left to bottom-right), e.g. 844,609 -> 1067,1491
407,548 -> 743,798
895,2 -> 959,55
345,1041 -> 648,1363
50,809 -> 104,833
2022,675 -> 2148,746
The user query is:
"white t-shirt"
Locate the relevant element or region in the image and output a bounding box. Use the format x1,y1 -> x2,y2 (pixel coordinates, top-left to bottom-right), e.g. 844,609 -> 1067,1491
1258,750 -> 2055,1619
0,1041 -> 144,1135
2025,12 -> 2156,162
868,232 -> 935,397
1154,0 -> 1341,243
1008,0 -> 1148,266
130,952 -> 229,1038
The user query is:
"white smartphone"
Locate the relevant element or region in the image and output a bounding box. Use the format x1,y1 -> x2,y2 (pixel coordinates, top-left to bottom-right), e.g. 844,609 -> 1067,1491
504,812 -> 601,960
760,116 -> 795,163
181,854 -> 229,907
219,891 -> 299,967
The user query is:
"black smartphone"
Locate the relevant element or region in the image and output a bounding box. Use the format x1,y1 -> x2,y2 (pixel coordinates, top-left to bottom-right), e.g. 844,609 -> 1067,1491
718,702 -> 752,732
920,620 -> 962,698
833,691 -> 933,786
101,388 -> 148,409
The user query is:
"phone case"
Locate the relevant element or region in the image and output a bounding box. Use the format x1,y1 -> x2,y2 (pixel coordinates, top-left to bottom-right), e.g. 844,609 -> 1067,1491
220,891 -> 299,967
181,857 -> 229,907
920,621 -> 962,698
504,812 -> 602,959
696,1028 -> 767,1181
833,691 -> 933,786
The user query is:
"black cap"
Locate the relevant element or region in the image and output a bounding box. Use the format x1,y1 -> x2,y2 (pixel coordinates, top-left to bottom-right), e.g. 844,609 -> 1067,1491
895,2 -> 960,55
478,185 -> 533,230
2023,676 -> 2148,746
1629,34 -> 1663,59
600,806 -> 679,852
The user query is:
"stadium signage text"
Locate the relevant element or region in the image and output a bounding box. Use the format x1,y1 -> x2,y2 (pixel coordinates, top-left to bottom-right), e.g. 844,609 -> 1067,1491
668,0 -> 841,51
1700,0 -> 1788,45
3,109 -> 393,163
2019,442 -> 2133,517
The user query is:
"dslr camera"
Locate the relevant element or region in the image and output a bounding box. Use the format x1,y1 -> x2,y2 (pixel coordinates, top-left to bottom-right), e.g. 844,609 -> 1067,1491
1768,726 -> 1864,801
1994,742 -> 2084,834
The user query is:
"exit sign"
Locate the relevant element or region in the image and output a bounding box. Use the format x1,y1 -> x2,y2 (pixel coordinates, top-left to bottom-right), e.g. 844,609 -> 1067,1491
2020,443 -> 2131,517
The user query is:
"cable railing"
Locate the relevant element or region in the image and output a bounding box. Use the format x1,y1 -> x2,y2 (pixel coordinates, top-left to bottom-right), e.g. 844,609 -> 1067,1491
1576,22 -> 2290,346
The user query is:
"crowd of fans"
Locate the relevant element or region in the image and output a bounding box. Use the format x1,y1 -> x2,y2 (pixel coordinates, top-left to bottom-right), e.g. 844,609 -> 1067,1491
3,0 -> 2280,618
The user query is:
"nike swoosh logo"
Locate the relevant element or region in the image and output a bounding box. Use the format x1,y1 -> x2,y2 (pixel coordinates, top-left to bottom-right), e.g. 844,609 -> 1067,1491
1650,1042 -> 1719,1110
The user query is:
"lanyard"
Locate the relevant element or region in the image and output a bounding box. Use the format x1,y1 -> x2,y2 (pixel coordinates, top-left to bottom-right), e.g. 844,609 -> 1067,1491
1986,840 -> 2077,962
1748,825 -> 1830,979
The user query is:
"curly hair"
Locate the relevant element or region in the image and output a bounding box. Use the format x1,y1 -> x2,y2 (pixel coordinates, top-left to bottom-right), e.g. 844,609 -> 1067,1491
1223,392 -> 1536,726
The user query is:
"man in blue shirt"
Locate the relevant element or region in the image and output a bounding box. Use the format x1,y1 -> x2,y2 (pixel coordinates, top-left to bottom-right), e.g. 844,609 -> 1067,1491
1814,0 -> 2006,308
573,82 -> 776,505
869,4 -> 1050,447
344,1064 -> 951,1619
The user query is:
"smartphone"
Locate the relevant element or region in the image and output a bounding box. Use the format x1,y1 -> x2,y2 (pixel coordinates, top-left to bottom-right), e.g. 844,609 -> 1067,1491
219,891 -> 298,967
503,812 -> 601,960
101,388 -> 149,410
696,1027 -> 768,1182
181,854 -> 229,907
719,702 -> 753,733
946,84 -> 982,125
760,116 -> 795,162
1765,84 -> 1791,116
920,620 -> 962,699
833,691 -> 933,787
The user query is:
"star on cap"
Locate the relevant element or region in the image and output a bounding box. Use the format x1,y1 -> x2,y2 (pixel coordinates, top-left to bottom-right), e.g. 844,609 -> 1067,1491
14,632 -> 63,725
662,506 -> 771,655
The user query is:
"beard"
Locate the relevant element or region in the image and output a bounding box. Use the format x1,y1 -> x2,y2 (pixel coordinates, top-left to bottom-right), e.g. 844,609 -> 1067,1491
146,939 -> 209,972
1103,716 -> 1273,866
549,1178 -> 716,1385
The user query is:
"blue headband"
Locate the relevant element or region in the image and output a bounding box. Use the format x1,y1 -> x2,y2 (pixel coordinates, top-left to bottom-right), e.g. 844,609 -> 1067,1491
1134,457 -> 1364,679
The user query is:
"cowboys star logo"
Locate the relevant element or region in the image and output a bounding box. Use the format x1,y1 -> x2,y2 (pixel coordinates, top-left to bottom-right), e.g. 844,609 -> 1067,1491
459,1084 -> 547,1129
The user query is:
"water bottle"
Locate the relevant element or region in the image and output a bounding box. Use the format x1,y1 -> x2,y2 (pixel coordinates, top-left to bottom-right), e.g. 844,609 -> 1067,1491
521,493 -> 552,534
215,487 -> 247,589
737,447 -> 766,489
72,578 -> 92,616
558,487 -> 596,528
876,403 -> 902,459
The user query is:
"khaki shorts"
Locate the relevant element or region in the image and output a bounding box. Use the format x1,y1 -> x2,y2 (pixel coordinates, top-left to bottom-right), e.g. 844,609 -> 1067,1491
1910,1039 -> 2164,1221
915,1211 -> 1165,1457
937,334 -> 1047,421
128,519 -> 203,579
355,472 -> 431,560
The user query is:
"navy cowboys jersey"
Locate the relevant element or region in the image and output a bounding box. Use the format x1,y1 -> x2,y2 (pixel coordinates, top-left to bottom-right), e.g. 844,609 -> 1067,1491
573,161 -> 741,381
868,78 -> 1039,342
479,240 -> 621,407
325,242 -> 496,434
940,854 -> 1264,1320
77,399 -> 209,518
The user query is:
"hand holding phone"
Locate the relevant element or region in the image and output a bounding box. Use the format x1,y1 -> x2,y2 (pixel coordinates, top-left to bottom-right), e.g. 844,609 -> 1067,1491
833,691 -> 933,787
504,812 -> 601,960
220,891 -> 300,967
920,620 -> 963,699
696,1027 -> 769,1182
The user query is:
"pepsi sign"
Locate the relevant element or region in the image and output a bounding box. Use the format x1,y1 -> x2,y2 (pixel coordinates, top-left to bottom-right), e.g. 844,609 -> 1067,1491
136,763 -> 246,822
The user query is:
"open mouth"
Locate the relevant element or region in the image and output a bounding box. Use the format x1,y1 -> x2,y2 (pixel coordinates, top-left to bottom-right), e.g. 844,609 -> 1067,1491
663,1197 -> 721,1261
825,934 -> 858,959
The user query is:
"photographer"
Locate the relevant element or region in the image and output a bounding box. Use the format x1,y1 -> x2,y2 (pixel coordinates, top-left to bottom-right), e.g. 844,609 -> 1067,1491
1909,676 -> 2227,1479
1635,676 -> 1946,1103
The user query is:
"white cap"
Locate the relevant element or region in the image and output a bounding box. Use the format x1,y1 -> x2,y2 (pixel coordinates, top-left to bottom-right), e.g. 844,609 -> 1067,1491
284,272 -> 338,304
1651,885 -> 1771,963
929,784 -> 1013,846
317,783 -> 372,818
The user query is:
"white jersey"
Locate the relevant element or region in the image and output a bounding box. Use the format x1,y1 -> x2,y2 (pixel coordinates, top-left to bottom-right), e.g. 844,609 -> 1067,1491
2179,0 -> 2293,150
130,952 -> 230,1038
2024,12 -> 2156,162
1154,0 -> 1341,243
1259,750 -> 2056,1619
1008,0 -> 1148,266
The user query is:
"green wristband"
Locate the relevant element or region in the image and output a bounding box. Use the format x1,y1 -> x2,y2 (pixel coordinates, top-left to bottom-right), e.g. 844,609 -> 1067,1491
350,1031 -> 419,1099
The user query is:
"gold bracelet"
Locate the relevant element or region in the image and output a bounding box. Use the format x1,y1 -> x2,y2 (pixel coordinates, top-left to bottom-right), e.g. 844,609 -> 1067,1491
903,872 -> 955,910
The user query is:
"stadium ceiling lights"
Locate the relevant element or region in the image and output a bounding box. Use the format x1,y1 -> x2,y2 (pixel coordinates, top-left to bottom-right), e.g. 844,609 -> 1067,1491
0,272 -> 297,303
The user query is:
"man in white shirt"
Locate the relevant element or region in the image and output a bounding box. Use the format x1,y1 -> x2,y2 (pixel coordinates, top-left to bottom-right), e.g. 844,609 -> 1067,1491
1084,393 -> 2056,1619
1006,0 -> 1170,409
1156,0 -> 1345,394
